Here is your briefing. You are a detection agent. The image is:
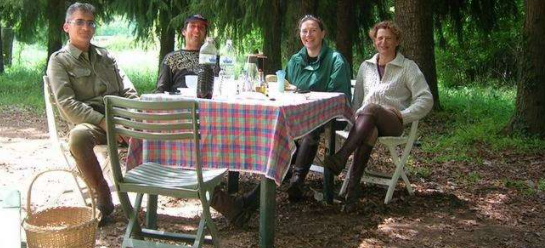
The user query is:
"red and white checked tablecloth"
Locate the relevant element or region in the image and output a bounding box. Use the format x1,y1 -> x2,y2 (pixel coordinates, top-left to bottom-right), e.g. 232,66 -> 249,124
126,92 -> 354,185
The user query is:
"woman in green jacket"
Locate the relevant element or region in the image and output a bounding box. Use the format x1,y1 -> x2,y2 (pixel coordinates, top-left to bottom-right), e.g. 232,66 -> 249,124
285,15 -> 352,202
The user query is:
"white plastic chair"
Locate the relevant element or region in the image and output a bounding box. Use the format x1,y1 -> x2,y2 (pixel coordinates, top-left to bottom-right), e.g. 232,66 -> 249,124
336,120 -> 418,204
43,76 -> 114,205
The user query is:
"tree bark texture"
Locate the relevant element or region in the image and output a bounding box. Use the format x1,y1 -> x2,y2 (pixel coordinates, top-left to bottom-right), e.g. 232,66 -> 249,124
509,0 -> 545,137
283,0 -> 318,62
284,0 -> 303,61
46,0 -> 65,66
336,0 -> 355,70
158,9 -> 175,73
301,0 -> 318,16
395,0 -> 441,110
1,27 -> 14,66
262,0 -> 282,74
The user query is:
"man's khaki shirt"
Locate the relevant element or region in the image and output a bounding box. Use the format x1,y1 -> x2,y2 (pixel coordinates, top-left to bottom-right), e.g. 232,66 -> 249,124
47,43 -> 138,126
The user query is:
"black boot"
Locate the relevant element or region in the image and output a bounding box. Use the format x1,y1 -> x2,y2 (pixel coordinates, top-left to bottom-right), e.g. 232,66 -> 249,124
287,135 -> 319,202
287,172 -> 305,202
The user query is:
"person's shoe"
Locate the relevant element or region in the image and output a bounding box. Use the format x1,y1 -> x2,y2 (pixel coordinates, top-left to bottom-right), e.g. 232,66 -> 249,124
97,199 -> 115,217
341,201 -> 358,213
98,214 -> 114,227
286,180 -> 304,202
96,183 -> 114,217
230,209 -> 253,228
341,181 -> 362,213
241,188 -> 260,212
323,154 -> 346,176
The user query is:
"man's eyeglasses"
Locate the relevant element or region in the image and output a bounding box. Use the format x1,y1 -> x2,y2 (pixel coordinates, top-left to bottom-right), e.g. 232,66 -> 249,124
68,19 -> 96,28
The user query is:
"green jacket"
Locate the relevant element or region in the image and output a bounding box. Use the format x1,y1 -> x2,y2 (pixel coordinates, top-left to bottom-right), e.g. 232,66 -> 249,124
285,43 -> 352,100
47,43 -> 138,126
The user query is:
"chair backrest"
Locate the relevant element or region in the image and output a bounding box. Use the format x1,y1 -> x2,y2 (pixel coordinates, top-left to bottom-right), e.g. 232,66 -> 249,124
103,96 -> 204,188
43,76 -> 74,163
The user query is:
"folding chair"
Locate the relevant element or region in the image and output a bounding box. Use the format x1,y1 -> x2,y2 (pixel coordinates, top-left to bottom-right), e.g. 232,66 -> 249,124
336,120 -> 418,204
43,76 -> 114,205
104,96 -> 226,248
331,78 -> 418,204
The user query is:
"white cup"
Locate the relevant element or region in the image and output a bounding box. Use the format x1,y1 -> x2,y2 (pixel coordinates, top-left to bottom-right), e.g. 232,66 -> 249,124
177,88 -> 196,97
268,82 -> 279,97
185,75 -> 198,89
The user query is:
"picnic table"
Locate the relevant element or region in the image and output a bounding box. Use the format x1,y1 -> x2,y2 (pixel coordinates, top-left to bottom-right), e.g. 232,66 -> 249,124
126,91 -> 354,248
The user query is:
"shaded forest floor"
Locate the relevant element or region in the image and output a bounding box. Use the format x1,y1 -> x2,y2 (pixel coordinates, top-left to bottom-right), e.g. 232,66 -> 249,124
1,107 -> 544,248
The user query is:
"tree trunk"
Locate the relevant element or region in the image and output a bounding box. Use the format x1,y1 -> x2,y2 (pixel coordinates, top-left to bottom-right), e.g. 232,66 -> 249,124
2,27 -> 14,66
395,0 -> 441,110
301,0 -> 318,15
507,0 -> 545,137
336,0 -> 355,70
158,9 -> 175,72
283,1 -> 303,62
0,24 -> 4,74
46,0 -> 65,67
283,0 -> 318,62
262,0 -> 282,74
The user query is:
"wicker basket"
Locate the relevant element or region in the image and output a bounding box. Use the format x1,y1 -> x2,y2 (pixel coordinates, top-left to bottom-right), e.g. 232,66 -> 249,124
23,169 -> 100,248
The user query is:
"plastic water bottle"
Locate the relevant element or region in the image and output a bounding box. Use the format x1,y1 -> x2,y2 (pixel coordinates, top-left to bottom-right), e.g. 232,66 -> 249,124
220,40 -> 236,80
219,40 -> 236,96
198,37 -> 217,99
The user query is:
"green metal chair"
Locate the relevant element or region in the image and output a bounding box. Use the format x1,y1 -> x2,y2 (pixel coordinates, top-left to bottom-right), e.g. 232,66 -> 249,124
104,96 -> 226,248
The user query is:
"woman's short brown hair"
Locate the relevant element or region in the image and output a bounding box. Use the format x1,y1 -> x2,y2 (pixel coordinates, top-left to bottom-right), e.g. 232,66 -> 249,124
368,21 -> 402,42
299,14 -> 325,31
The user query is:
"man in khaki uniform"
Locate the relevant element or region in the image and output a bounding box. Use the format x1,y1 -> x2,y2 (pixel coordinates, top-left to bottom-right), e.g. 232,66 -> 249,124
46,2 -> 138,220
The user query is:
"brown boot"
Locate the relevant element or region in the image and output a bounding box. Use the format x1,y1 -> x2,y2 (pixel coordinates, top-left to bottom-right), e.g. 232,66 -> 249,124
323,154 -> 347,176
210,187 -> 249,228
341,145 -> 372,213
241,185 -> 260,212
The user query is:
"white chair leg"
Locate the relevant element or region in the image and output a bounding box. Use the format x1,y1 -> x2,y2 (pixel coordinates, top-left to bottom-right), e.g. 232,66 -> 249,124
339,162 -> 352,196
384,145 -> 404,204
384,164 -> 403,204
400,169 -> 414,195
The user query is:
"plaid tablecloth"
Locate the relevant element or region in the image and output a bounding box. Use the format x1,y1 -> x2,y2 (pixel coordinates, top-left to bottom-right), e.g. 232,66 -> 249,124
126,92 -> 354,185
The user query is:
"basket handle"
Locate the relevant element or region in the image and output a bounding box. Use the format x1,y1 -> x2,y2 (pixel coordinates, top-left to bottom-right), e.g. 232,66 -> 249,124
26,169 -> 97,219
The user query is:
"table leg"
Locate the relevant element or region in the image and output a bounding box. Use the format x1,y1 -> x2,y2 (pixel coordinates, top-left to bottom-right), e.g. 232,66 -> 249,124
260,176 -> 276,248
146,194 -> 158,229
227,171 -> 239,194
322,120 -> 336,203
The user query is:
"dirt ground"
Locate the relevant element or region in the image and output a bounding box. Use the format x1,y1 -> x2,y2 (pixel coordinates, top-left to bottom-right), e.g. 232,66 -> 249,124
1,107 -> 544,248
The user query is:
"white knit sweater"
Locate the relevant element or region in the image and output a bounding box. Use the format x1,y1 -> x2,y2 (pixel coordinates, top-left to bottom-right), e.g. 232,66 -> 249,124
353,53 -> 433,125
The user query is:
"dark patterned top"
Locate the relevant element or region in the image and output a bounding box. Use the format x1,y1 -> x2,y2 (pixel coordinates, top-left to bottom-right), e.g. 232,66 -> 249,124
155,49 -> 219,93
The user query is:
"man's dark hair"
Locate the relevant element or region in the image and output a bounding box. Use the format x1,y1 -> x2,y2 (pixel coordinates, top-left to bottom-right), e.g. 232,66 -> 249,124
65,2 -> 96,22
183,14 -> 209,31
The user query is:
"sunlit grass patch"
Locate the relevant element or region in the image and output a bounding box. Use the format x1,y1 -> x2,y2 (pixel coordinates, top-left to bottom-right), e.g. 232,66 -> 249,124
0,64 -> 44,112
421,85 -> 545,163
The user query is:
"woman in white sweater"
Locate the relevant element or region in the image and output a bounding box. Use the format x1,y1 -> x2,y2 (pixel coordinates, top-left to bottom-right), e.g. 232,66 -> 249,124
324,21 -> 433,212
